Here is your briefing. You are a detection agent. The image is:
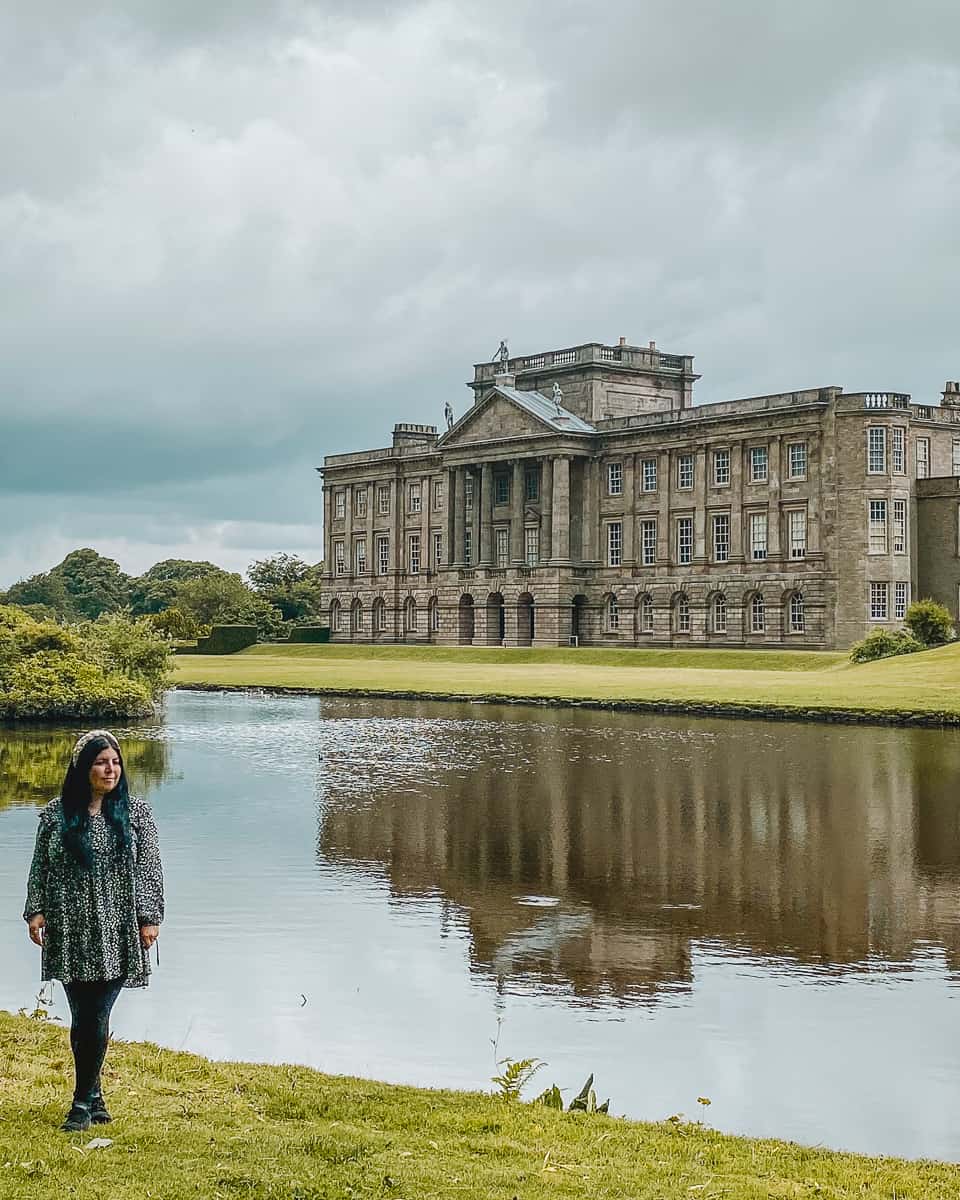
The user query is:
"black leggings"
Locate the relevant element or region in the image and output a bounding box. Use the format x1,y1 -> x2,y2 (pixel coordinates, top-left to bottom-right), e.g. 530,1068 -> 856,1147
63,979 -> 124,1105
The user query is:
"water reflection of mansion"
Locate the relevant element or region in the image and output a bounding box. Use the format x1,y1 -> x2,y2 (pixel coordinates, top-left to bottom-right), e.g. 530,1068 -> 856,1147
319,339 -> 960,649
317,708 -> 960,1004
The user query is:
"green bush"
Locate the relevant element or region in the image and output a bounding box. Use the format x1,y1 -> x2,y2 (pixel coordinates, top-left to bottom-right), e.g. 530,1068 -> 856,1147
0,651 -> 153,720
287,625 -> 330,643
904,598 -> 955,647
849,627 -> 924,663
196,624 -> 258,654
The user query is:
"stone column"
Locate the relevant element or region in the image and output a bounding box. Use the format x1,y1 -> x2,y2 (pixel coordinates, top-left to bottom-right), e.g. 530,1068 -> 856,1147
420,473 -> 430,577
729,440 -> 744,562
470,467 -> 481,568
344,485 -> 353,580
541,457 -> 553,562
551,456 -> 571,564
657,450 -> 671,562
807,431 -> 821,555
452,466 -> 466,568
446,466 -> 457,568
511,458 -> 525,565
623,454 -> 636,567
479,461 -> 493,565
322,485 -> 333,584
581,457 -> 597,564
366,481 -> 375,583
768,435 -> 782,559
693,450 -> 707,563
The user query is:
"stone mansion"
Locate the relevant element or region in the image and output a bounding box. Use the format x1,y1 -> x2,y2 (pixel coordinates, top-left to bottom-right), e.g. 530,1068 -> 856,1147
319,338 -> 960,649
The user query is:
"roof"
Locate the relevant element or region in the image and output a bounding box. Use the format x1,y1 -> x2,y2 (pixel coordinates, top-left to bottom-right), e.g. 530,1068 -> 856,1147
494,384 -> 597,434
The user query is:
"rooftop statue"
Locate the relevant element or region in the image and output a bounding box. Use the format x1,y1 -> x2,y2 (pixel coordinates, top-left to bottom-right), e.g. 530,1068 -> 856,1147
444,401 -> 454,431
494,339 -> 510,373
552,381 -> 564,414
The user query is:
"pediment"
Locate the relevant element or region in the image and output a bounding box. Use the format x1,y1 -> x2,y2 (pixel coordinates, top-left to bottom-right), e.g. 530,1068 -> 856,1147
440,390 -> 554,448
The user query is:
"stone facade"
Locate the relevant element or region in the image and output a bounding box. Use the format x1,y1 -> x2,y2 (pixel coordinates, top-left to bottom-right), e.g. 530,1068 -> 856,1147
319,343 -> 960,649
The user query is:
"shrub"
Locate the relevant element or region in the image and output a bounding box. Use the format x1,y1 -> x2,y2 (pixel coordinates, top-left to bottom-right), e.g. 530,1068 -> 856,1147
849,627 -> 924,663
904,598 -> 956,647
82,613 -> 172,697
0,652 -> 153,721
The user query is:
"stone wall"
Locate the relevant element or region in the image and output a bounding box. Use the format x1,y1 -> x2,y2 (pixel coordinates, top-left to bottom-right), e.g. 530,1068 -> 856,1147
917,477 -> 960,621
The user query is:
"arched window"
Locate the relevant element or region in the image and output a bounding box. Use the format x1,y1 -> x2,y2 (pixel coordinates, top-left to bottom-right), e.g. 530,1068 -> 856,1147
638,594 -> 654,634
404,596 -> 418,633
675,593 -> 691,634
712,593 -> 727,634
330,599 -> 342,632
372,597 -> 386,633
789,591 -> 805,634
428,596 -> 440,632
351,599 -> 363,633
605,594 -> 619,632
750,592 -> 765,633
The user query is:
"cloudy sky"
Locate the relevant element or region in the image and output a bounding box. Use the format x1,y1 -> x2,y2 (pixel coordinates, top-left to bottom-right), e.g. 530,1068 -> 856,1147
2,1 -> 959,586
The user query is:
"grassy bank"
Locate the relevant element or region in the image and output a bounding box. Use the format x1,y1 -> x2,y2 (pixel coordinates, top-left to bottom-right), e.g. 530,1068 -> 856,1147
2,1012 -> 957,1199
172,641 -> 960,722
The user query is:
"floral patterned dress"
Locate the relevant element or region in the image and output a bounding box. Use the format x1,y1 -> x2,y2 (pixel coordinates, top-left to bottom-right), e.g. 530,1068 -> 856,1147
23,796 -> 164,989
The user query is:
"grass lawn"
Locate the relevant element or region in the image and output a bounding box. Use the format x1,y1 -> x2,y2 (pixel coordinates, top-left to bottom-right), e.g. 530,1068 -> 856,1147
2,1011 -> 957,1199
173,641 -> 960,719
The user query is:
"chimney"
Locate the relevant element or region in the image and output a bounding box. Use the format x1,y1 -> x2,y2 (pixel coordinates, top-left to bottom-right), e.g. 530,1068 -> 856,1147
618,336 -> 626,347
942,381 -> 960,407
648,340 -> 656,351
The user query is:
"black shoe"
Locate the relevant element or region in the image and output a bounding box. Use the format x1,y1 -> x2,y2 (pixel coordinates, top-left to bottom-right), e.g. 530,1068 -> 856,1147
89,1094 -> 112,1124
61,1102 -> 92,1132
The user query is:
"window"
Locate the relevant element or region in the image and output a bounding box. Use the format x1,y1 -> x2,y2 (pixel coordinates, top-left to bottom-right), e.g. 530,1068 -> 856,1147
355,539 -> 366,575
605,594 -> 619,632
640,518 -> 657,566
868,427 -> 886,474
495,527 -> 509,568
677,454 -> 694,489
607,521 -> 623,567
355,487 -> 367,517
895,581 -> 908,620
465,475 -> 475,509
429,597 -> 440,633
893,499 -> 906,554
868,500 -> 888,554
916,437 -> 930,479
788,508 -> 807,560
641,458 -> 658,492
750,446 -> 768,483
404,596 -> 418,633
377,485 -> 390,516
375,599 -> 387,632
750,512 -> 768,561
377,535 -> 389,575
789,592 -> 805,634
607,462 -> 623,495
712,594 -> 727,634
408,483 -> 422,514
408,534 -> 421,573
788,442 -> 807,480
525,466 -> 540,501
712,513 -> 730,563
676,594 -> 691,634
954,439 -> 960,475
331,600 -> 343,632
351,600 -> 363,633
433,532 -> 443,569
713,449 -> 730,487
433,480 -> 443,511
639,594 -> 654,633
334,541 -> 346,575
334,490 -> 346,520
525,526 -> 539,566
892,428 -> 905,474
463,528 -> 472,566
750,593 -> 766,633
677,517 -> 693,565
870,582 -> 889,620
494,475 -> 508,505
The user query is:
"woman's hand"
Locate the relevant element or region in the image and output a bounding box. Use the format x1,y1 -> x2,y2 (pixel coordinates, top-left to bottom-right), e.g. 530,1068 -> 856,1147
139,924 -> 160,950
27,914 -> 46,946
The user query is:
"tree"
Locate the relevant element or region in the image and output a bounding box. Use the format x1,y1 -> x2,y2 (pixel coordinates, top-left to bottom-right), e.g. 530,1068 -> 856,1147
247,554 -> 322,622
55,548 -> 133,618
175,571 -> 285,639
904,598 -> 956,647
2,571 -> 74,618
129,559 -> 224,615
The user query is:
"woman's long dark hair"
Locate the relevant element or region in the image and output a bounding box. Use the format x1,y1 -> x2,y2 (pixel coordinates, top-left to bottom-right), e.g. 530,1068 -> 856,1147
60,733 -> 132,868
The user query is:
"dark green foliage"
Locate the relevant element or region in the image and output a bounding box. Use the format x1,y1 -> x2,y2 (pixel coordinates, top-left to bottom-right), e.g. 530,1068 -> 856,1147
2,548 -> 131,620
904,598 -> 956,646
247,554 -> 322,622
849,627 -> 924,663
175,571 -> 285,639
129,559 -> 224,615
147,606 -> 200,639
0,604 -> 170,720
286,625 -> 330,643
196,625 -> 258,654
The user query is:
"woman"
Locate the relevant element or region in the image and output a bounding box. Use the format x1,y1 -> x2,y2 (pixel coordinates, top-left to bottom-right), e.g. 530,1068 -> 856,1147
23,729 -> 164,1132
